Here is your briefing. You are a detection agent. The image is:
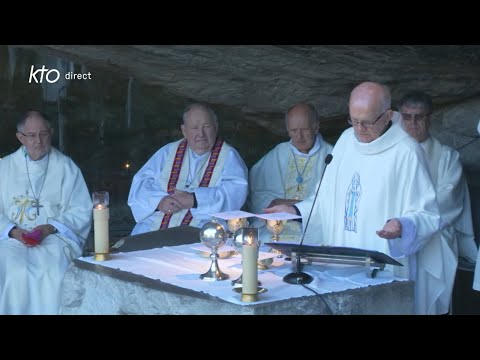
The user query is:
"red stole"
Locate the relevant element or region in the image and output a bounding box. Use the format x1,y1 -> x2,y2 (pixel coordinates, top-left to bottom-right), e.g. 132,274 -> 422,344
160,138 -> 224,229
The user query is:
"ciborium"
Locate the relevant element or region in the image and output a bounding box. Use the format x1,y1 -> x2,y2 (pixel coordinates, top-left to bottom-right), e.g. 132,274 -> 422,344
199,221 -> 229,281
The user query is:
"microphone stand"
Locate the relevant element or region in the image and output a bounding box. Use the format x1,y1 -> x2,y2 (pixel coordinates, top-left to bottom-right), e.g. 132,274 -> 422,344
283,154 -> 333,285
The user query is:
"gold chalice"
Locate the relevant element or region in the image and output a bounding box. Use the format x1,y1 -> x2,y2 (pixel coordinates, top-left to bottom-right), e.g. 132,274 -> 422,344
266,219 -> 287,256
227,217 -> 248,251
266,219 -> 287,242
227,217 -> 248,238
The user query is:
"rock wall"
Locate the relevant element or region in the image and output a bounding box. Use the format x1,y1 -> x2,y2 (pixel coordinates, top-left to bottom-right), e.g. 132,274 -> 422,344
1,45 -> 479,238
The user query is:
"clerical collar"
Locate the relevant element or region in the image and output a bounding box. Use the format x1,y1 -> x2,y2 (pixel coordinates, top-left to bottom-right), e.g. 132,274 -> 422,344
289,134 -> 322,157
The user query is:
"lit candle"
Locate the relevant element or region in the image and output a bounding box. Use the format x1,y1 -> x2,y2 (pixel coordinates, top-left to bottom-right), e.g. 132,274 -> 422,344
93,191 -> 110,261
242,233 -> 259,301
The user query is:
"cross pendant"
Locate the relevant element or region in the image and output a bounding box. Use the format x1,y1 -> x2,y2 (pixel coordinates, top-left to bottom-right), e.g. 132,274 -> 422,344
33,200 -> 43,215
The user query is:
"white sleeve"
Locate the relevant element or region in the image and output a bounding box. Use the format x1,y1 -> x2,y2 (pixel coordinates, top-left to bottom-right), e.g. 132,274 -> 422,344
191,148 -> 248,218
128,145 -> 171,222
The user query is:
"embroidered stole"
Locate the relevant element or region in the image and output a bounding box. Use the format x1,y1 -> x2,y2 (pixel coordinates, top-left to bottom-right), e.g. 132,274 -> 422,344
160,138 -> 224,228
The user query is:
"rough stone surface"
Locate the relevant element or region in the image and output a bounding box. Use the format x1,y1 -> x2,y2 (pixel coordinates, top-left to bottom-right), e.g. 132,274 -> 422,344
3,45 -> 479,238
14,45 -> 480,170
60,259 -> 414,315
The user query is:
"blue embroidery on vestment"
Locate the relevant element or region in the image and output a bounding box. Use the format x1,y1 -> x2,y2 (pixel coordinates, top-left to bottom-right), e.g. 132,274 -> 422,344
344,172 -> 361,232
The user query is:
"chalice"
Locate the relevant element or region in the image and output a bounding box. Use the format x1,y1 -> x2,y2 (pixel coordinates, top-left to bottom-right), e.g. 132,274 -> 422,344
266,219 -> 287,256
266,219 -> 287,242
227,217 -> 248,254
199,221 -> 229,281
227,217 -> 248,240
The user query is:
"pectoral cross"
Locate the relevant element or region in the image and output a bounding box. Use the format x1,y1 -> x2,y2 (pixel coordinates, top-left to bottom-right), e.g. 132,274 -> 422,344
33,199 -> 43,215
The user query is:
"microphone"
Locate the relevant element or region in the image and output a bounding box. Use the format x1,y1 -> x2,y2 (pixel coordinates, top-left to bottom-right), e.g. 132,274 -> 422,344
283,153 -> 333,285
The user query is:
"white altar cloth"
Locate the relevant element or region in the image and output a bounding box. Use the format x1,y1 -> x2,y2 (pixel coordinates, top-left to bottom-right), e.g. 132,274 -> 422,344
78,243 -> 406,306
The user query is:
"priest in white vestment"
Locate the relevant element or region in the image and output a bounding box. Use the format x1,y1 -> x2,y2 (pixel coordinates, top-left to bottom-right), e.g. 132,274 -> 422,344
0,111 -> 92,315
248,103 -> 333,243
128,103 -> 248,234
266,82 -> 443,315
473,119 -> 480,291
398,91 -> 478,311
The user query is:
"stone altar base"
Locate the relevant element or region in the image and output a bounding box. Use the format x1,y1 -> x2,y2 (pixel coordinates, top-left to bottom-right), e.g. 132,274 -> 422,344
60,226 -> 414,315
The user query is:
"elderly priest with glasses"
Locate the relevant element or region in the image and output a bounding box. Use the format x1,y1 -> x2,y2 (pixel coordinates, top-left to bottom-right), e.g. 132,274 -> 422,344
0,110 -> 92,315
128,103 -> 248,234
266,82 -> 448,315
398,91 -> 478,312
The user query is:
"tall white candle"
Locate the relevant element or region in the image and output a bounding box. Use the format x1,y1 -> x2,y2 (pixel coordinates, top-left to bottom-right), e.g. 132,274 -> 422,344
93,204 -> 109,257
242,237 -> 258,295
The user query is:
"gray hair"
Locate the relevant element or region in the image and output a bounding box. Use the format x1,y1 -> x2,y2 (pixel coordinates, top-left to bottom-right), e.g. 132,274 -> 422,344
398,91 -> 433,114
17,110 -> 51,133
182,103 -> 218,125
284,102 -> 319,128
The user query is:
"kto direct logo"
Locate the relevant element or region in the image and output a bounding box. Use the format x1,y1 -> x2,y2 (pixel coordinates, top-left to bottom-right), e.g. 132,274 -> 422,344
29,65 -> 92,83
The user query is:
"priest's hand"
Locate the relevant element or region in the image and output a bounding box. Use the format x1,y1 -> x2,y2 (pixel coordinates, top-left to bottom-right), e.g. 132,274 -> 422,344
267,198 -> 300,208
376,219 -> 402,239
32,224 -> 57,241
158,195 -> 183,214
263,204 -> 296,215
172,189 -> 194,209
8,227 -> 31,246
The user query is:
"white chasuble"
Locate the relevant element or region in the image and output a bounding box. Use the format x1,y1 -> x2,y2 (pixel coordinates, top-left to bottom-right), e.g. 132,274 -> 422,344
248,135 -> 333,243
296,114 -> 443,314
129,138 -> 248,234
421,136 -> 477,308
0,147 -> 92,314
150,139 -> 227,229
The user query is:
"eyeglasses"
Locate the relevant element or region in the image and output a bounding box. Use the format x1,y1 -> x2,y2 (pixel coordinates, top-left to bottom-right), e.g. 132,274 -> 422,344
348,109 -> 389,129
401,113 -> 431,123
19,131 -> 51,141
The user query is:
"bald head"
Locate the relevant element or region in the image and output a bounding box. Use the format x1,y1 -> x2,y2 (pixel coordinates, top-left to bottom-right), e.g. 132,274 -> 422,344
285,102 -> 319,153
348,82 -> 392,143
181,103 -> 218,155
349,82 -> 391,112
